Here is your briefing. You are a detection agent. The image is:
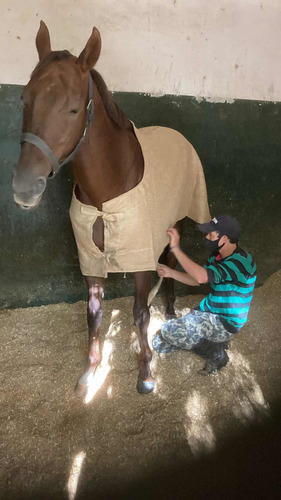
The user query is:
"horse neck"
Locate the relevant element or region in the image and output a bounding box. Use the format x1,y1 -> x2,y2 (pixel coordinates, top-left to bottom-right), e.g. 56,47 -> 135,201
71,82 -> 144,209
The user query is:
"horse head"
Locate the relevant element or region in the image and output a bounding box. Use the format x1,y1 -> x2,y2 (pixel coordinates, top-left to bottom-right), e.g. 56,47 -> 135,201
13,21 -> 101,210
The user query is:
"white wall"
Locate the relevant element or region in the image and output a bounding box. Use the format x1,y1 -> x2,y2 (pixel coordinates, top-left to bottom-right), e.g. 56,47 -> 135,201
0,0 -> 280,102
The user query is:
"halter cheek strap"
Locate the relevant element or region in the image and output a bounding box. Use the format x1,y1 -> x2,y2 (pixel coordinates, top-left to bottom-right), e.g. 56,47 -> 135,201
20,73 -> 94,178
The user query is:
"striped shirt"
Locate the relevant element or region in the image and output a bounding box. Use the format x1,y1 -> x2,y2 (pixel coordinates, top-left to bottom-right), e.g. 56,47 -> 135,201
199,247 -> 257,333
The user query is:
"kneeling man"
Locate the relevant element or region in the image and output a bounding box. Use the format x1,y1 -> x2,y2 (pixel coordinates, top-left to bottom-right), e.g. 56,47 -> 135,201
153,215 -> 257,374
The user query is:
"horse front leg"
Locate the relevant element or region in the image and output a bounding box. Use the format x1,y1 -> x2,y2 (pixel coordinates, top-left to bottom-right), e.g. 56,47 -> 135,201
75,276 -> 104,397
133,271 -> 155,395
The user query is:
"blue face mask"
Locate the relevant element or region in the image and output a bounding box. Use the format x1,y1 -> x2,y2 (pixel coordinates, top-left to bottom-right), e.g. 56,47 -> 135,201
204,237 -> 225,254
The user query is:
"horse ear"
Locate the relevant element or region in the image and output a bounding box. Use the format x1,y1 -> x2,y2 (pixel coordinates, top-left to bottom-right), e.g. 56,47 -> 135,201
36,21 -> 52,61
76,27 -> 101,71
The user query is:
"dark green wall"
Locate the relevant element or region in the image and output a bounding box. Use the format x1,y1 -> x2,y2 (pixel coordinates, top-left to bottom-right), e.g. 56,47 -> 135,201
1,84 -> 281,309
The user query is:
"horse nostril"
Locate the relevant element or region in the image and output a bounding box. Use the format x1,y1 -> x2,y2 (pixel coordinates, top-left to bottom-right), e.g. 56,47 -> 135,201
36,177 -> 47,193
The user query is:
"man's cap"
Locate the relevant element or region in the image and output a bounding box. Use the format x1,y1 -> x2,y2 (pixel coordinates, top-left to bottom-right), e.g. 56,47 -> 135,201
197,215 -> 240,239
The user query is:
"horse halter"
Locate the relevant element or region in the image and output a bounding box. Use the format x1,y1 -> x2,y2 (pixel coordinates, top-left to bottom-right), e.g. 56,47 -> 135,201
20,73 -> 94,178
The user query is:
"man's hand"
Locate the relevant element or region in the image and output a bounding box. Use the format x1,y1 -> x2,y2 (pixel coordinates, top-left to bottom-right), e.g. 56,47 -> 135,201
157,263 -> 174,279
166,227 -> 180,248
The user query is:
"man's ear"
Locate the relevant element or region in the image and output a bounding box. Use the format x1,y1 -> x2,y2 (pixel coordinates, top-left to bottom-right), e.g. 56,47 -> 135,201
220,235 -> 229,243
76,27 -> 101,71
36,21 -> 52,61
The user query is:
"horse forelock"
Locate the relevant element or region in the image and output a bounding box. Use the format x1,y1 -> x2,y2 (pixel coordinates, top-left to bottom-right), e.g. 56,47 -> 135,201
31,50 -> 72,78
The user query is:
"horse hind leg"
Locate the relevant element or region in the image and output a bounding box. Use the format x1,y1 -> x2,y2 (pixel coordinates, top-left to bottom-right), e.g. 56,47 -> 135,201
75,276 -> 104,397
133,271 -> 155,394
159,219 -> 184,319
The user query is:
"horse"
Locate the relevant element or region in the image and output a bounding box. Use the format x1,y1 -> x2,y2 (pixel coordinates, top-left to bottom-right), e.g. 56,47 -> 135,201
12,21 -> 210,396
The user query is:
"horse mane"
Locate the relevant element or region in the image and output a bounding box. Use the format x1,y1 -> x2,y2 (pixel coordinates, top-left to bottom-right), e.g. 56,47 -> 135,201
91,69 -> 133,131
31,51 -> 133,132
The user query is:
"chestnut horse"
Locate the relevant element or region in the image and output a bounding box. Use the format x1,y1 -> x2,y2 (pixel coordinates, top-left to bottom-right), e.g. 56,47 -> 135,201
13,22 -> 210,395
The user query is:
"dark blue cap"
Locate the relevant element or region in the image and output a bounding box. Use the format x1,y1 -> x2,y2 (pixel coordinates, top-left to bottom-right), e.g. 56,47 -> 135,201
197,215 -> 240,239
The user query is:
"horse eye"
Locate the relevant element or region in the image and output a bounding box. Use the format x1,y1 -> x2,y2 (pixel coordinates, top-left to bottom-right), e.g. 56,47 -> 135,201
70,109 -> 79,114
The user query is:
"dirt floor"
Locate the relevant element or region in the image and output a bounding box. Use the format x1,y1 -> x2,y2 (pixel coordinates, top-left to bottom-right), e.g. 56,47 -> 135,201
1,270 -> 281,499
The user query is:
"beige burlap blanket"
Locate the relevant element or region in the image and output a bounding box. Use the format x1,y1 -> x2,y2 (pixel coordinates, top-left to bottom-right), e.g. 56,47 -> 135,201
69,126 -> 210,277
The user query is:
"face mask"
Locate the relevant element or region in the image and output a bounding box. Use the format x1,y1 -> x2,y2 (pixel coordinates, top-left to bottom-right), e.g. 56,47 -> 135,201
204,237 -> 225,254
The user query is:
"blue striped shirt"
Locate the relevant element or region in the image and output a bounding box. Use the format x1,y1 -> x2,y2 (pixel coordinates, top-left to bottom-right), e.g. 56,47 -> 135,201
199,247 -> 257,332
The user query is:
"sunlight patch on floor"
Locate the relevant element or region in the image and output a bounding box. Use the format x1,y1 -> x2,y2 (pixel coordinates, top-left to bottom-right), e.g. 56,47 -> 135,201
84,340 -> 113,404
105,311 -> 121,339
111,309 -> 120,320
107,384 -> 113,398
183,351 -> 270,456
67,451 -> 86,500
229,350 -> 270,422
84,318 -> 121,404
175,306 -> 191,317
129,330 -> 141,354
184,391 -> 216,457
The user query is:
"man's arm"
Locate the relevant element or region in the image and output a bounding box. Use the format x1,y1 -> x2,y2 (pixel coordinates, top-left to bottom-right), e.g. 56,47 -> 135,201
166,227 -> 208,284
170,247 -> 208,284
157,264 -> 200,286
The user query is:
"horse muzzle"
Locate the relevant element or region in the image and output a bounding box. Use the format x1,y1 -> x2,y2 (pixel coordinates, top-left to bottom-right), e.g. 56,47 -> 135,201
12,172 -> 47,210
13,192 -> 43,210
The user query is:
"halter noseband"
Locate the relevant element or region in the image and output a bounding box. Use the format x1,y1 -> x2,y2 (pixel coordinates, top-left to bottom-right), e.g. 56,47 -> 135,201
20,73 -> 94,178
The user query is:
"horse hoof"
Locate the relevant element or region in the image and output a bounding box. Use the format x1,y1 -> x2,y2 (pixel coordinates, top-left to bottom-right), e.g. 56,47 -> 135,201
74,382 -> 87,398
136,378 -> 155,395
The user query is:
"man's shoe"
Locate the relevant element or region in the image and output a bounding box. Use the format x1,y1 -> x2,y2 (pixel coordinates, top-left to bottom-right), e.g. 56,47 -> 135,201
192,340 -> 229,375
198,345 -> 229,376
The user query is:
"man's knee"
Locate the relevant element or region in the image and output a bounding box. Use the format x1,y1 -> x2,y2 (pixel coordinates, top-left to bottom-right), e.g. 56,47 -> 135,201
161,325 -> 174,343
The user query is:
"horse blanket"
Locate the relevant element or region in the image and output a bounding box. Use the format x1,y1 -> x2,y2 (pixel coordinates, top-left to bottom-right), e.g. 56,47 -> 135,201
69,125 -> 210,277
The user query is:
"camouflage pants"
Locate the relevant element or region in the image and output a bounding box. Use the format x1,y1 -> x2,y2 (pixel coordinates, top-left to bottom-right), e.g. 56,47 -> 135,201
152,309 -> 233,353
